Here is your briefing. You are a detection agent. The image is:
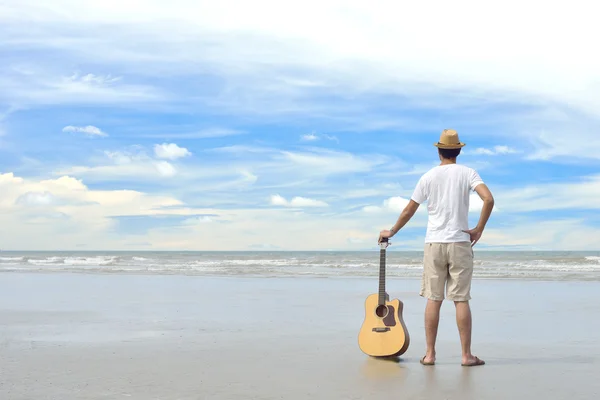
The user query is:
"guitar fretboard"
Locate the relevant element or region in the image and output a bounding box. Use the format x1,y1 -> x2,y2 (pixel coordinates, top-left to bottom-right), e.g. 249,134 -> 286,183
378,247 -> 386,305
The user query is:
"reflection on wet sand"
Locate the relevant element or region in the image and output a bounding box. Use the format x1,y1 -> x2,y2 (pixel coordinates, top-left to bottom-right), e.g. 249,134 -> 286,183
359,355 -> 477,399
360,356 -> 408,382
459,367 -> 473,392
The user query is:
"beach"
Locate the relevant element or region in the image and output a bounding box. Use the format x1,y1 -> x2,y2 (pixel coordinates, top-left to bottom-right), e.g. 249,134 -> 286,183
1,271 -> 600,399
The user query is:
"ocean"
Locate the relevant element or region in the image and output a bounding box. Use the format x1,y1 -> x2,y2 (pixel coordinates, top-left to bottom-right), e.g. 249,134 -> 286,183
1,250 -> 600,280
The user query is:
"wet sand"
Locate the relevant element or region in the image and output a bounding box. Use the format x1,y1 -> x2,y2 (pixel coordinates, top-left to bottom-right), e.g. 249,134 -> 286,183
1,273 -> 599,399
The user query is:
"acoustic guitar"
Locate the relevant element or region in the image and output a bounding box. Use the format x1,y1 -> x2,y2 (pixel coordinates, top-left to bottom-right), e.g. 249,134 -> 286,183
358,237 -> 410,357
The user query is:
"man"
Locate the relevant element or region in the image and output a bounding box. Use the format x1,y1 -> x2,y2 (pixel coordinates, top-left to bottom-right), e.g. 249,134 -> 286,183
378,129 -> 494,367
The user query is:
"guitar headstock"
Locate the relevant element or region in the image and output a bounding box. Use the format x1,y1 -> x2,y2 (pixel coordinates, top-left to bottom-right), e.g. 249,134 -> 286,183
379,237 -> 390,250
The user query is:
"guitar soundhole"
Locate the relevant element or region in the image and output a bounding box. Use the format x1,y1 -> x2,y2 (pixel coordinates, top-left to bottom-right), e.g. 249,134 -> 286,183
375,305 -> 388,318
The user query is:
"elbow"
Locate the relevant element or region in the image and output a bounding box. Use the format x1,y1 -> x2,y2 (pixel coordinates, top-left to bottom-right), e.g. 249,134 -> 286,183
484,196 -> 495,207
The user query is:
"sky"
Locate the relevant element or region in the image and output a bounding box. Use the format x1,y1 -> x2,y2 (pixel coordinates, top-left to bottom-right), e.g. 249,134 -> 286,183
0,0 -> 599,251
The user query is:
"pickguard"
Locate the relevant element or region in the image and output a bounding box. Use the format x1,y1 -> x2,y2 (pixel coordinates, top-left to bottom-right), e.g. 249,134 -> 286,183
383,305 -> 396,327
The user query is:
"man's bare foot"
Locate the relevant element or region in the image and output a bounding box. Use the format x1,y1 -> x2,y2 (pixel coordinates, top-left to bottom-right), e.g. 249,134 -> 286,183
420,355 -> 435,365
461,355 -> 485,367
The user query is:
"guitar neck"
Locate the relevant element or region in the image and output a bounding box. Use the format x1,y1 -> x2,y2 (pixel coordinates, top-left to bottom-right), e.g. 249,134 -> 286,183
378,246 -> 386,305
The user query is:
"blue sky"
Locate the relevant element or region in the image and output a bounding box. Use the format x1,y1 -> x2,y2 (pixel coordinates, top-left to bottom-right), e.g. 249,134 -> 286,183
1,0 -> 599,250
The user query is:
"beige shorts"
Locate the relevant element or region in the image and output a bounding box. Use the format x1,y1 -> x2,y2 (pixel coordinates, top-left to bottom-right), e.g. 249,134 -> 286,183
420,242 -> 474,302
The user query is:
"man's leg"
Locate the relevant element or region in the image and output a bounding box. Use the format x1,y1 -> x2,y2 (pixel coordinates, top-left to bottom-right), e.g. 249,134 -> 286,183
424,299 -> 443,363
454,300 -> 482,365
419,243 -> 447,364
448,243 -> 484,366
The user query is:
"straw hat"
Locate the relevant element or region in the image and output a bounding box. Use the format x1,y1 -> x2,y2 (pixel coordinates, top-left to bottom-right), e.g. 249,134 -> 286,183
434,129 -> 466,149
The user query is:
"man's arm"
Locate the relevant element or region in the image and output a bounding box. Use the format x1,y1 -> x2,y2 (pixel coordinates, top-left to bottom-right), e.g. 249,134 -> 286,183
463,184 -> 494,246
378,200 -> 420,242
391,200 -> 420,235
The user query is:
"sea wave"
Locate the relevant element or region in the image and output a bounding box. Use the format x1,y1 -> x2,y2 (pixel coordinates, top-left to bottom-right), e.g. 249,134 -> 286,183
26,256 -> 118,267
0,256 -> 24,261
0,252 -> 599,280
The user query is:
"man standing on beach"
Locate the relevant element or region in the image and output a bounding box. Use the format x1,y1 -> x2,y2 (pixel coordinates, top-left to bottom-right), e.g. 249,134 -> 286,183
378,129 -> 494,367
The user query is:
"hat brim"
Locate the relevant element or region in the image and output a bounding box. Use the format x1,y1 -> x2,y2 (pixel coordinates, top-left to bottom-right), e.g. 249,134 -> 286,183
434,142 -> 466,149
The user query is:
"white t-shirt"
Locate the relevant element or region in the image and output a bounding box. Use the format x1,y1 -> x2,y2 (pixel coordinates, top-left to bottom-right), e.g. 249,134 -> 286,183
411,164 -> 484,243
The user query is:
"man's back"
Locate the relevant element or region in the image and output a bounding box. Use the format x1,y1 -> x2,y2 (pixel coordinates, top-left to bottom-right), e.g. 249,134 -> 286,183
411,164 -> 484,243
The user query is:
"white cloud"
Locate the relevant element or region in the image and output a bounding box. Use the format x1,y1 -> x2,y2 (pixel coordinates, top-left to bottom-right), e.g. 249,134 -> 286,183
2,170 -> 600,251
58,144 -> 267,188
140,128 -> 244,139
383,196 -> 412,212
205,145 -> 391,188
2,0 -> 600,253
104,150 -> 139,165
61,160 -> 178,180
322,134 -> 339,142
209,145 -> 277,155
362,205 -> 382,213
0,172 -> 372,250
58,149 -> 180,180
0,66 -> 162,109
525,119 -> 600,161
280,148 -> 387,175
0,108 -> 9,137
16,191 -> 55,206
300,133 -> 339,142
0,171 -> 208,249
63,125 -> 107,137
472,146 -> 518,156
270,194 -> 328,208
3,0 -> 597,120
301,133 -> 319,141
496,173 -> 600,212
71,72 -> 121,85
482,219 -> 600,251
362,196 -> 423,214
240,170 -> 258,184
154,161 -> 177,177
183,216 -> 214,225
154,143 -> 192,160
270,194 -> 287,206
2,0 -> 598,166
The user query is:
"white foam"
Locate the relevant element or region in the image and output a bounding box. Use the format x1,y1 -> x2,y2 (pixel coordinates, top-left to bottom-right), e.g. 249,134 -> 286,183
62,256 -> 118,266
0,256 -> 24,261
1,252 -> 599,281
27,257 -> 63,265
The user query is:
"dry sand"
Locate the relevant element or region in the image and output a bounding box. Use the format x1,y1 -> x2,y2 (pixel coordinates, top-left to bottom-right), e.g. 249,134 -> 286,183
1,273 -> 599,399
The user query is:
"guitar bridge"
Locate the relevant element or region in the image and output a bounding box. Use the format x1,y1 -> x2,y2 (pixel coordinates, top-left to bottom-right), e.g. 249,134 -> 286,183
372,327 -> 391,333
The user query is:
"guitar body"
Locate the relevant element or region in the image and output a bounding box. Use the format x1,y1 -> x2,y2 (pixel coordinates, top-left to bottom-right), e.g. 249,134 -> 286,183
358,237 -> 410,358
358,293 -> 410,357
